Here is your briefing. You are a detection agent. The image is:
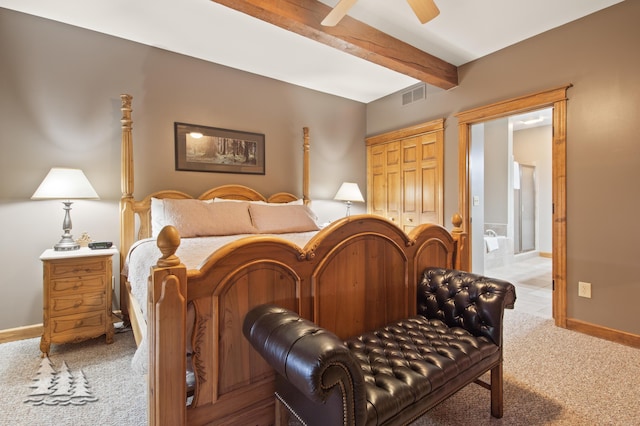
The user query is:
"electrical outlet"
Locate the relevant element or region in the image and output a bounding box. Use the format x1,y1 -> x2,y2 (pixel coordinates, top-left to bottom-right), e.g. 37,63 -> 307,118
578,281 -> 592,298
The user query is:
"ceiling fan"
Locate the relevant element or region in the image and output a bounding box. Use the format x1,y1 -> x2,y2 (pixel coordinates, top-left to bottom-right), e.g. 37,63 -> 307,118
321,0 -> 440,26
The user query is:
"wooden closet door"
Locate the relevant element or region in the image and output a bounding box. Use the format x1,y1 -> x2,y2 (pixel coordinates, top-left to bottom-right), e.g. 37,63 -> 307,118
401,132 -> 442,231
368,142 -> 401,224
419,131 -> 443,226
366,119 -> 444,229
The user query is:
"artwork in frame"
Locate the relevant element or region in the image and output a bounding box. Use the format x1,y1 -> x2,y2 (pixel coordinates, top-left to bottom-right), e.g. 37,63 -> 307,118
174,122 -> 265,175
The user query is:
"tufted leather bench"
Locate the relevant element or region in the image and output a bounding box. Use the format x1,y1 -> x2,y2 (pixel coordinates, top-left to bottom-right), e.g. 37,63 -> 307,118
243,268 -> 516,425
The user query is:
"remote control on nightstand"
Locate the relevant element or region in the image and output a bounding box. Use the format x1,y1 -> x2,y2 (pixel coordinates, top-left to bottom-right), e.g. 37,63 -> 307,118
88,241 -> 113,249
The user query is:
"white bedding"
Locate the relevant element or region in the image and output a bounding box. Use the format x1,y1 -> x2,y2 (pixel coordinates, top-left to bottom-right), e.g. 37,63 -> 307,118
125,231 -> 318,374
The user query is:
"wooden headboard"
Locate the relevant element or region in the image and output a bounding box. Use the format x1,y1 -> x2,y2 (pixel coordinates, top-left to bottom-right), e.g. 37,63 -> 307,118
118,94 -> 310,265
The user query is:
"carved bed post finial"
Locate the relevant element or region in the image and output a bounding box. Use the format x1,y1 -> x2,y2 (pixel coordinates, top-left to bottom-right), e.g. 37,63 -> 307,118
450,213 -> 469,271
303,127 -> 310,205
156,226 -> 182,267
452,213 -> 463,232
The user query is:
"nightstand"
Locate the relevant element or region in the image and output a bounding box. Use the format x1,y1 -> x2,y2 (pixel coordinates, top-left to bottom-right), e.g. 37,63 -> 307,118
39,247 -> 118,356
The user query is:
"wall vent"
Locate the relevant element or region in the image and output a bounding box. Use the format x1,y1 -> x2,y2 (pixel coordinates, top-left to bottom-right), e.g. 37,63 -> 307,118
401,84 -> 426,106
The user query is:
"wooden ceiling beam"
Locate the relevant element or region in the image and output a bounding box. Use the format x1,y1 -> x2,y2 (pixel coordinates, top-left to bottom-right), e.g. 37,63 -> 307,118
210,0 -> 458,90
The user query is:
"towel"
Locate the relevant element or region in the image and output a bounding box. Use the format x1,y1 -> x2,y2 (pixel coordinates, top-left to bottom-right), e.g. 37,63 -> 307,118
485,237 -> 499,253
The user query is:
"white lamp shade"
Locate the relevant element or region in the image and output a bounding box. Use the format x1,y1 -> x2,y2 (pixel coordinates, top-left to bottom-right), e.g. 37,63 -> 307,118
32,168 -> 99,200
334,182 -> 364,202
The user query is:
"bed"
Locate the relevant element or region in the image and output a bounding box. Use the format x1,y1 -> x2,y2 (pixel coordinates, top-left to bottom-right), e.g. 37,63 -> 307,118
117,94 -> 468,425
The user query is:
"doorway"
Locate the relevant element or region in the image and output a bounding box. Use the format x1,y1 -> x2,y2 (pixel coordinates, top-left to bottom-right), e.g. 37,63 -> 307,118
455,85 -> 571,328
468,108 -> 553,317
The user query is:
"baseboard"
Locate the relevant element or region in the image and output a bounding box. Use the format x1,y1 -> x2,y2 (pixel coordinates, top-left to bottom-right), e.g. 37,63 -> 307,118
566,317 -> 640,349
0,324 -> 43,344
539,252 -> 552,258
0,311 -> 124,344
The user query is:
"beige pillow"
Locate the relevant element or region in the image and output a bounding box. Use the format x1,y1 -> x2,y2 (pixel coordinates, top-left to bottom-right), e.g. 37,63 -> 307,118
249,204 -> 319,234
151,197 -> 165,238
161,198 -> 256,237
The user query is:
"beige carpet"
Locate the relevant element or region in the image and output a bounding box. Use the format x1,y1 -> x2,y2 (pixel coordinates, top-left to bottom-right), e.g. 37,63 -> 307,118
0,328 -> 145,426
412,309 -> 640,425
1,310 -> 638,425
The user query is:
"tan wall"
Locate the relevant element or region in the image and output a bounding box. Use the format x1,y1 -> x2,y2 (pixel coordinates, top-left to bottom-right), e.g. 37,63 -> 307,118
0,9 -> 367,329
367,1 -> 640,334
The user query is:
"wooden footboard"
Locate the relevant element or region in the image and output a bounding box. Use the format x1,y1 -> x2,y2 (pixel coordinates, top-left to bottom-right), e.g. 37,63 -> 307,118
149,215 -> 465,425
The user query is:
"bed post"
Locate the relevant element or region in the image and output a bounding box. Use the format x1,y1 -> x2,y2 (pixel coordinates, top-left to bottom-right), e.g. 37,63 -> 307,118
149,225 -> 187,426
120,94 -> 134,320
451,213 -> 469,271
303,127 -> 310,205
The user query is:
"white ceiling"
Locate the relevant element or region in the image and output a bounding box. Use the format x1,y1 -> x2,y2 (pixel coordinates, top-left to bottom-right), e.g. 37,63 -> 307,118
0,0 -> 623,103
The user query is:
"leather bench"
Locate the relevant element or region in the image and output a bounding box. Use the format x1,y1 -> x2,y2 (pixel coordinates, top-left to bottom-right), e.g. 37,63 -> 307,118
243,267 -> 516,425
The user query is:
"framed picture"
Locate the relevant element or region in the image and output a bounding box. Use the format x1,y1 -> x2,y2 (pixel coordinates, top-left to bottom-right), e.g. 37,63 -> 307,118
174,122 -> 265,175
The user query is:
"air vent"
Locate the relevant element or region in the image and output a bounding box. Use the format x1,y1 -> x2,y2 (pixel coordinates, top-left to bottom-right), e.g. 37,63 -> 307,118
401,84 -> 426,106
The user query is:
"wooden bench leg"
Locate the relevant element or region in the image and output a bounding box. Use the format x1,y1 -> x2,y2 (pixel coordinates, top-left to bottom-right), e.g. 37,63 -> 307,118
490,363 -> 504,418
275,396 -> 291,426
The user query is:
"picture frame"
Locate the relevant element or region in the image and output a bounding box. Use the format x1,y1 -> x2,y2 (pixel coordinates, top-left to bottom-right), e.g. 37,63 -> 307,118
174,122 -> 265,175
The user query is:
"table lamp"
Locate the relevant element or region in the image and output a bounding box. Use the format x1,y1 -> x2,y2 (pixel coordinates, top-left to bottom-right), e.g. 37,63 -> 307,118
32,167 -> 99,251
334,182 -> 364,217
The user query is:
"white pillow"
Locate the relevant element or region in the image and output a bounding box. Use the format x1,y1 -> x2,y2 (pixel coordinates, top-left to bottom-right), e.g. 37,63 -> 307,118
150,197 -> 165,238
159,198 -> 257,237
249,204 -> 319,234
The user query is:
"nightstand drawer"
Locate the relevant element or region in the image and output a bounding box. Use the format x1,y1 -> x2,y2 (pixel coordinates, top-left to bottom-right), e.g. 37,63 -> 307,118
51,311 -> 106,336
50,292 -> 106,317
50,275 -> 107,295
49,258 -> 108,279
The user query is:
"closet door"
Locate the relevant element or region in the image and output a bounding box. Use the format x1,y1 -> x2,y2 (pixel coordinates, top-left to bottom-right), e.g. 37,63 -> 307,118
418,131 -> 443,225
401,133 -> 443,232
366,119 -> 444,229
368,142 -> 401,224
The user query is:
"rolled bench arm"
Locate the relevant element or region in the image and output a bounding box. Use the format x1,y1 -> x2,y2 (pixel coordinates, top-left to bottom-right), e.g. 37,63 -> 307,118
243,304 -> 367,424
419,267 -> 517,346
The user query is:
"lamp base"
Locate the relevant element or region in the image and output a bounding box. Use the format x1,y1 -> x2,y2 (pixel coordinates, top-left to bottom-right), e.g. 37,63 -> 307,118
54,200 -> 80,251
53,238 -> 80,251
54,235 -> 80,251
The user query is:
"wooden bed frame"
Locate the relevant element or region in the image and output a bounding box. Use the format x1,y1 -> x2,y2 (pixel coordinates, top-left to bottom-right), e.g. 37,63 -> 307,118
118,94 -> 467,425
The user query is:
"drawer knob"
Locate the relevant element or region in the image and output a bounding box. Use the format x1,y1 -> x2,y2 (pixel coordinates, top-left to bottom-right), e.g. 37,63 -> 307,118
75,320 -> 84,327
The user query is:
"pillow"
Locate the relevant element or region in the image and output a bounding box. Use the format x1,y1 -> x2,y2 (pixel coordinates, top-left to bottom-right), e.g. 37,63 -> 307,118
159,198 -> 257,237
249,204 -> 319,234
150,197 -> 165,238
282,198 -> 304,206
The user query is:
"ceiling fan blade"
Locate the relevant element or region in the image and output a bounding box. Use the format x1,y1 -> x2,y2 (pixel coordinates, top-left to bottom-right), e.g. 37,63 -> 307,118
406,0 -> 440,24
321,0 -> 358,26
